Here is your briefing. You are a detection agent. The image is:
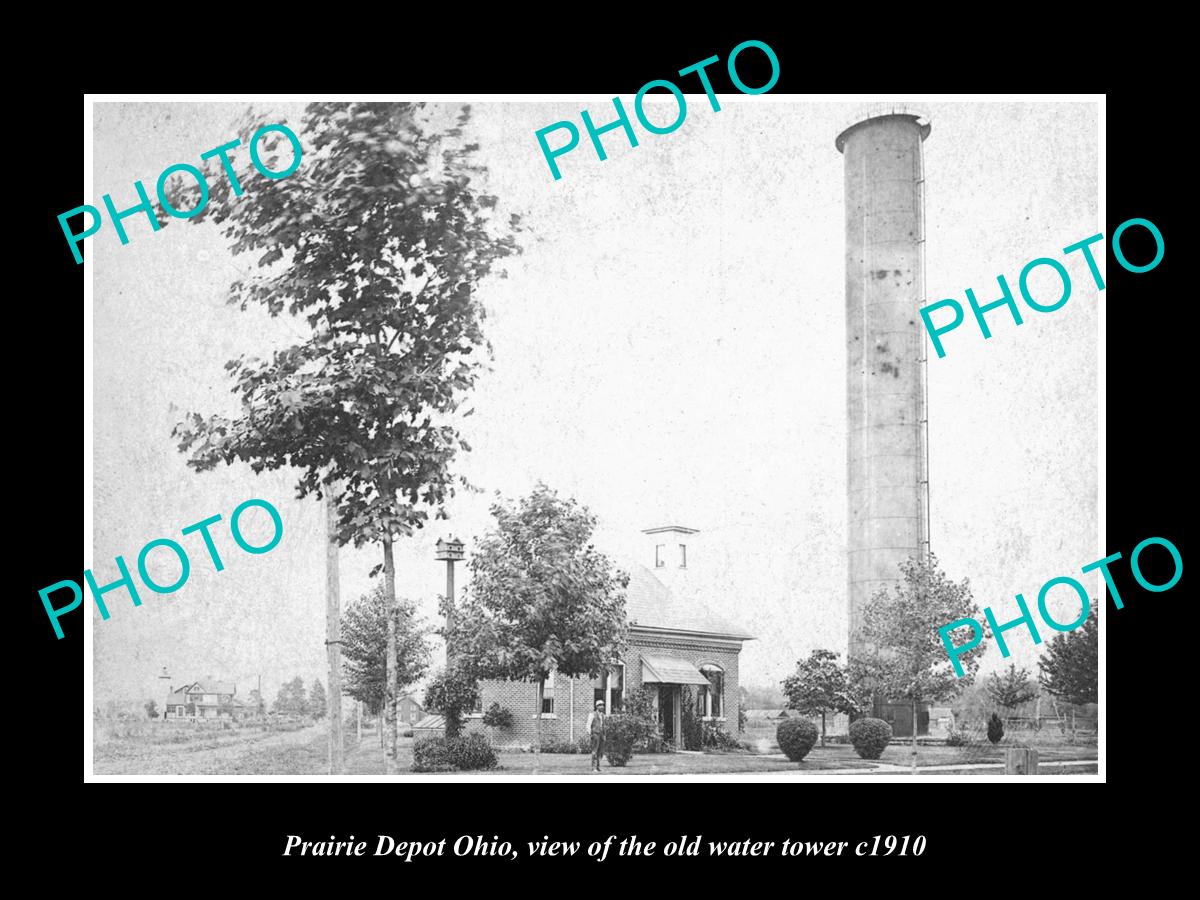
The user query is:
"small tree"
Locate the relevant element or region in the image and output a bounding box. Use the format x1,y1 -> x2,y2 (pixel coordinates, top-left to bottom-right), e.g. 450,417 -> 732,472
248,689 -> 265,716
986,663 -> 1038,713
342,585 -> 432,716
857,553 -> 989,774
310,679 -> 328,720
144,699 -> 159,720
424,666 -> 479,738
451,485 -> 628,757
781,649 -> 860,746
1039,607 -> 1098,706
272,676 -> 308,716
986,712 -> 1005,744
166,104 -> 524,775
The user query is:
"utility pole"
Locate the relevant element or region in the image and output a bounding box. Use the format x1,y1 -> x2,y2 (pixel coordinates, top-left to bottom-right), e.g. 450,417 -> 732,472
325,484 -> 345,775
157,667 -> 172,722
434,537 -> 465,663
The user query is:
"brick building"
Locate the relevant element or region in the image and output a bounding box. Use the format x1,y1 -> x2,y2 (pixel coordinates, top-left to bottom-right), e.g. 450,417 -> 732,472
456,525 -> 754,749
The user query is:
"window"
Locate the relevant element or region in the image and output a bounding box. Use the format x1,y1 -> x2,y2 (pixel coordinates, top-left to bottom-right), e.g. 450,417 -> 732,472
699,665 -> 724,718
655,544 -> 665,568
541,673 -> 555,715
679,544 -> 687,568
610,664 -> 625,712
592,663 -> 625,712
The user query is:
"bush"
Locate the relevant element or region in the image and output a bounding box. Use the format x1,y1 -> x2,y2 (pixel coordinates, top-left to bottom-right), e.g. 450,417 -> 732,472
482,702 -> 514,730
702,721 -> 745,751
946,728 -> 969,747
412,734 -> 498,771
639,732 -> 675,754
849,717 -> 892,759
603,714 -> 640,767
777,718 -> 819,761
577,734 -> 593,754
987,712 -> 1004,744
412,736 -> 454,772
448,733 -> 498,770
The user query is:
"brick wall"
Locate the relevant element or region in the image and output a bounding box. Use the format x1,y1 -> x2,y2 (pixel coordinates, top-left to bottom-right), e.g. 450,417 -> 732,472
466,629 -> 745,749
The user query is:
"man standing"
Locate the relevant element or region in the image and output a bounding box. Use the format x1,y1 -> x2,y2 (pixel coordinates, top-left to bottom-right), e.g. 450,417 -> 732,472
586,700 -> 606,772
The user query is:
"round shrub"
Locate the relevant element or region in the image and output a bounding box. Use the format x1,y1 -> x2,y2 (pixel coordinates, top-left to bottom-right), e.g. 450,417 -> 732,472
987,712 -> 1004,744
412,736 -> 454,772
849,717 -> 893,759
603,714 -> 640,767
448,733 -> 498,771
776,717 -> 819,761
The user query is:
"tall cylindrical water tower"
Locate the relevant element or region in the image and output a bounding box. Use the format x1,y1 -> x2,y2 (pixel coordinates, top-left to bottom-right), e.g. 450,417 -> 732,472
836,110 -> 932,683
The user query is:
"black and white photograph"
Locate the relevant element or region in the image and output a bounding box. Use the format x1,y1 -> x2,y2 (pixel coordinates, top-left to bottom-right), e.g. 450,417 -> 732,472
80,94 -> 1105,783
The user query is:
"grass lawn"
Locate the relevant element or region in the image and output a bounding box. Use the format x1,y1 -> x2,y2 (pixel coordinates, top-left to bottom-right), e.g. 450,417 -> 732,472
94,722 -> 354,775
918,762 -> 1098,776
489,749 -> 878,775
94,723 -> 1098,776
868,742 -> 1098,767
346,735 -> 1097,776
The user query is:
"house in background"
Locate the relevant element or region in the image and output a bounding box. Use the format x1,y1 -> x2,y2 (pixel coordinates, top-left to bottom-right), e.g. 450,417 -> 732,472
447,524 -> 754,749
397,693 -> 424,725
163,677 -> 238,719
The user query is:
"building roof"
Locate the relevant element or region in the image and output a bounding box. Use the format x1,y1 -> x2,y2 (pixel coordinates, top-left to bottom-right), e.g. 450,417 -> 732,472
641,655 -> 712,686
623,564 -> 753,640
412,714 -> 445,730
746,708 -> 791,719
397,693 -> 423,706
189,679 -> 235,695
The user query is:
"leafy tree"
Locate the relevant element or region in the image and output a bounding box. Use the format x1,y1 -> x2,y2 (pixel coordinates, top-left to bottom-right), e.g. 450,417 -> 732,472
986,663 -> 1038,712
185,702 -> 196,717
423,666 -> 479,738
1038,607 -> 1098,706
342,585 -> 431,715
272,676 -> 308,716
856,553 -> 989,774
310,679 -> 328,720
781,649 -> 861,746
144,699 -> 159,720
248,689 -> 265,716
168,103 -> 522,774
451,484 -> 629,755
218,696 -> 235,718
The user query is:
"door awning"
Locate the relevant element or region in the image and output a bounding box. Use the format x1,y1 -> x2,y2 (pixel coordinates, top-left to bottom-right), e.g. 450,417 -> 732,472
641,655 -> 712,686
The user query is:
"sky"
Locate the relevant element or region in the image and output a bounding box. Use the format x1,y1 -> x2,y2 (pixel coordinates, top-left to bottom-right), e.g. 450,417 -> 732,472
90,98 -> 1099,708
